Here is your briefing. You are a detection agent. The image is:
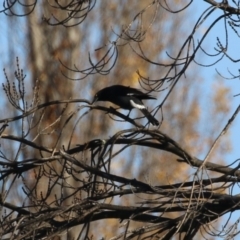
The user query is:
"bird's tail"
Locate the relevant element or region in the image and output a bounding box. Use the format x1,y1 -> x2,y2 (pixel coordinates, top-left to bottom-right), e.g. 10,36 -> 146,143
140,108 -> 159,126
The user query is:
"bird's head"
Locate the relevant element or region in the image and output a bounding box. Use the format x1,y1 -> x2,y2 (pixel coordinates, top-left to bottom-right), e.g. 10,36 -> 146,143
92,88 -> 108,104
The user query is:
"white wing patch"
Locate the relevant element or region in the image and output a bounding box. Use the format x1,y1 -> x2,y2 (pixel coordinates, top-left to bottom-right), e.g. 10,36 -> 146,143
130,100 -> 145,109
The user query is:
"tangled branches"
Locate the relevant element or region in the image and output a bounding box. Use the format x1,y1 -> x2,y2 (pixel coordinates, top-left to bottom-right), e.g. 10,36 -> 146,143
2,0 -> 95,26
1,1 -> 240,239
1,123 -> 240,239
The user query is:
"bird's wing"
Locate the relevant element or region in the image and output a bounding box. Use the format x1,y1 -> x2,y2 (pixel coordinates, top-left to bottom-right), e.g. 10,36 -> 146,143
129,99 -> 146,109
126,88 -> 156,100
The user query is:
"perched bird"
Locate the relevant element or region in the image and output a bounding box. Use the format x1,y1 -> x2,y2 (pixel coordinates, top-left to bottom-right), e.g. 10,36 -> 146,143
93,85 -> 159,126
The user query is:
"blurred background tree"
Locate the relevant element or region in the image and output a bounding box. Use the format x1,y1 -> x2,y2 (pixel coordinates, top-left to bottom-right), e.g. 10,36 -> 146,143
0,1 -> 239,239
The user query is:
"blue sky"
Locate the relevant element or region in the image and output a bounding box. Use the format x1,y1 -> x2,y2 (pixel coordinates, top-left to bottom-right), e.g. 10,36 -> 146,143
192,1 -> 240,165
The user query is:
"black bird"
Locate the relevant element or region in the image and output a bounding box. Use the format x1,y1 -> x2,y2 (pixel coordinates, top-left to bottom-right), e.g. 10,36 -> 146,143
93,85 -> 159,126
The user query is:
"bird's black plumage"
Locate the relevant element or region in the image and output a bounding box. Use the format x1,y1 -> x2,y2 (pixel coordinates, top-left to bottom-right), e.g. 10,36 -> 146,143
93,85 -> 159,126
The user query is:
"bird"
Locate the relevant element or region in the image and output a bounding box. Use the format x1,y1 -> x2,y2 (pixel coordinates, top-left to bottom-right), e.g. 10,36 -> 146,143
93,85 -> 159,126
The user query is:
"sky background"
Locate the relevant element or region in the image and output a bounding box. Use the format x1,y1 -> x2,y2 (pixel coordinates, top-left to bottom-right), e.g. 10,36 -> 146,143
193,1 -> 240,166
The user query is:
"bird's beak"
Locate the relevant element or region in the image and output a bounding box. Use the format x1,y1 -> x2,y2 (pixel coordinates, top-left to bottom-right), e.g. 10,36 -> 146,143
92,96 -> 98,104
